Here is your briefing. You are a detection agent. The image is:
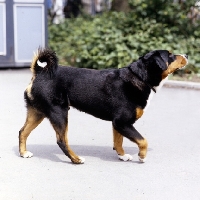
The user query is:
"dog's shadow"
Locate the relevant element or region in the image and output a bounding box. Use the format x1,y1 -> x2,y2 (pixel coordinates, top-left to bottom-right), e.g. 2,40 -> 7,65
13,144 -> 150,164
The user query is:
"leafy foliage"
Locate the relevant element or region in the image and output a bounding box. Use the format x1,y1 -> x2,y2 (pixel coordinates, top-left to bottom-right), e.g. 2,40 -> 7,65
49,0 -> 200,74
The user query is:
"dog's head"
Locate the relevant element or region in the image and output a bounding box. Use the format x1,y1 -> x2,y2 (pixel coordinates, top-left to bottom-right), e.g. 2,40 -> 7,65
140,50 -> 188,86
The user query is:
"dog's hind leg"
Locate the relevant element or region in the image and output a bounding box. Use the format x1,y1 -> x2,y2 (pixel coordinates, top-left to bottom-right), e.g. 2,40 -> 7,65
113,127 -> 133,161
49,110 -> 85,164
53,124 -> 85,164
113,120 -> 148,163
19,107 -> 44,158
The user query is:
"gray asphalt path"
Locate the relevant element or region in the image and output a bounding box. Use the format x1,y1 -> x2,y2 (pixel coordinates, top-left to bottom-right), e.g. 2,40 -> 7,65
0,69 -> 200,200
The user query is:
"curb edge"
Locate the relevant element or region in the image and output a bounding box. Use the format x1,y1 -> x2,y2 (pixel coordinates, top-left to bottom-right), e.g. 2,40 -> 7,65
164,80 -> 200,90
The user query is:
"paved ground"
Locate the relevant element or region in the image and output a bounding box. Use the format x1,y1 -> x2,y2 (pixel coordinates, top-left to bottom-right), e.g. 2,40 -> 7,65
0,69 -> 200,200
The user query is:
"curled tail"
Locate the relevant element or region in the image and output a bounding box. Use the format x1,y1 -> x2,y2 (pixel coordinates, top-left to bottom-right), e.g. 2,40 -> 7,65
31,47 -> 58,75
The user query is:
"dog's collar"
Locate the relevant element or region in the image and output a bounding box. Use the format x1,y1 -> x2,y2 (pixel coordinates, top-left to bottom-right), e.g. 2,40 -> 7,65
128,67 -> 156,93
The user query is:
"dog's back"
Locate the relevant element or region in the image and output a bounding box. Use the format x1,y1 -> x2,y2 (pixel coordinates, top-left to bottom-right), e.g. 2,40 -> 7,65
29,48 -> 145,121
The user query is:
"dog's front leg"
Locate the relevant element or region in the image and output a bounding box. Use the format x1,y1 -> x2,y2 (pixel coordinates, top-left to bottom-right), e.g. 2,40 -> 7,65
113,120 -> 148,162
49,110 -> 85,164
113,127 -> 133,161
19,107 -> 44,158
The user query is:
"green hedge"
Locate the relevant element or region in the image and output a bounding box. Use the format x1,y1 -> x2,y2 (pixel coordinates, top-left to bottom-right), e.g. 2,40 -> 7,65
48,2 -> 200,74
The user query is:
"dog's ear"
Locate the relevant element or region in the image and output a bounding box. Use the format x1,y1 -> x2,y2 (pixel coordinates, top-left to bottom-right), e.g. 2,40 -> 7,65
157,50 -> 169,63
154,50 -> 169,70
142,50 -> 169,71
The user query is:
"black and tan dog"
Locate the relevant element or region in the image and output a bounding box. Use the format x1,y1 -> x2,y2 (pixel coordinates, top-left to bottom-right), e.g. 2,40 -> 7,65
19,48 -> 188,164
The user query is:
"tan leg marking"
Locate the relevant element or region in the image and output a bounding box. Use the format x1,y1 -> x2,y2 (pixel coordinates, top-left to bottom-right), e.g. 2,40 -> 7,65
113,127 -> 125,156
19,108 -> 44,157
52,124 -> 85,164
135,138 -> 148,161
136,107 -> 144,120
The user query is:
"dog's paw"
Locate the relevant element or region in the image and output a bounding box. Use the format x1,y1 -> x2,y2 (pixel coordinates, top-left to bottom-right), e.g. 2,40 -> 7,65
72,156 -> 85,164
79,156 -> 85,164
20,151 -> 33,158
138,156 -> 146,163
118,154 -> 133,161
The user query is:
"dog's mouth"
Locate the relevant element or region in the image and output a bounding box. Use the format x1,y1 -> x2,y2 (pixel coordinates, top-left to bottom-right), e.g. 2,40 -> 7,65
173,54 -> 188,72
162,54 -> 188,79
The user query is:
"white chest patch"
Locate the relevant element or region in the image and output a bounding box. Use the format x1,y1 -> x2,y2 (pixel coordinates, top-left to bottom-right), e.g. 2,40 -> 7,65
144,77 -> 168,112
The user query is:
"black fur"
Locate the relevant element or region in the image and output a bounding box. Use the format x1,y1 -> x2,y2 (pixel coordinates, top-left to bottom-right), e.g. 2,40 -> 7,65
20,48 -> 184,163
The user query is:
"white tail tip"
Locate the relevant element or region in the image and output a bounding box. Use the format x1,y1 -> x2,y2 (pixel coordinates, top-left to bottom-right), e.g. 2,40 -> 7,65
37,59 -> 47,68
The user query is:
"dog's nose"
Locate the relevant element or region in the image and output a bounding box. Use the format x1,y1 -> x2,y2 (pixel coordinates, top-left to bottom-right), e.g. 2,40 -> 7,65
184,54 -> 188,59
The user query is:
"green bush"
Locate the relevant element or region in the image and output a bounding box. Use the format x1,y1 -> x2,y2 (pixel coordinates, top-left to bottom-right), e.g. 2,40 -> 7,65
48,1 -> 200,74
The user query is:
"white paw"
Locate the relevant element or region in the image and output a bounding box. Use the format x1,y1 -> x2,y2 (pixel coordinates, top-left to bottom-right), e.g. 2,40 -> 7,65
138,156 -> 146,163
20,151 -> 33,158
118,154 -> 133,161
79,156 -> 85,164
